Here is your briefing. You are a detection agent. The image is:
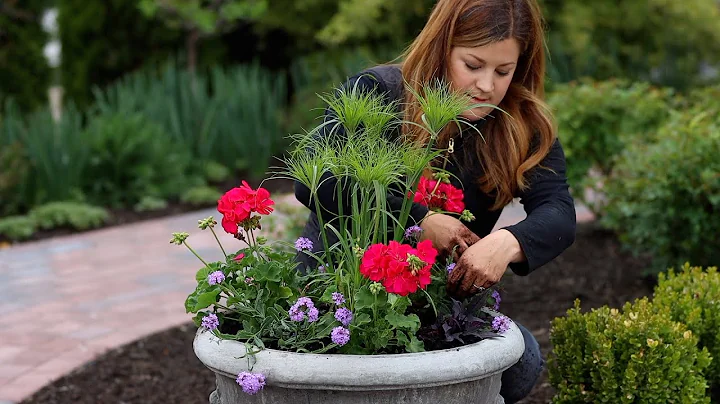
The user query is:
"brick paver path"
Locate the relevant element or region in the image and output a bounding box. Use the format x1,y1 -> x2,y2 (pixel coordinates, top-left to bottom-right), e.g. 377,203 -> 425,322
0,194 -> 594,403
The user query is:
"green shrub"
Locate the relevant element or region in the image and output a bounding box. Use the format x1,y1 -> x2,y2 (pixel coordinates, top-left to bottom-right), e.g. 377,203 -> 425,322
546,79 -> 672,213
0,215 -> 36,241
203,161 -> 230,183
29,202 -> 109,231
133,196 -> 168,213
82,112 -> 191,208
653,263 -> 720,389
180,186 -> 221,206
549,298 -> 712,403
602,109 -> 720,273
540,0 -> 720,89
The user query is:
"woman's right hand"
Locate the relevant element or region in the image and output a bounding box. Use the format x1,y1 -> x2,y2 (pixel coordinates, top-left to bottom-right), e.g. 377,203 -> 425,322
419,212 -> 480,259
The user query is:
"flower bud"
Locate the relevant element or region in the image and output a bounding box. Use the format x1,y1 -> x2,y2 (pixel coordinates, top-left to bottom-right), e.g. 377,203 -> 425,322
256,236 -> 267,245
170,232 -> 189,245
369,282 -> 383,295
460,209 -> 476,222
198,216 -> 217,230
406,254 -> 425,271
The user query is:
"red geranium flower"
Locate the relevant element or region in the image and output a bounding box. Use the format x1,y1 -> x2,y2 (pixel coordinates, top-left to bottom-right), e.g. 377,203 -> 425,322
359,240 -> 439,296
217,181 -> 275,235
410,177 -> 465,214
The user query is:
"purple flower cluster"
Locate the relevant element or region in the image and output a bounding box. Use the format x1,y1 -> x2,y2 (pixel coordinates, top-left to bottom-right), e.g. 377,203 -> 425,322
289,297 -> 319,322
236,372 -> 266,395
446,263 -> 456,273
331,326 -> 351,346
492,290 -> 501,310
294,237 -> 313,251
492,315 -> 512,333
334,307 -> 353,326
331,292 -> 345,305
201,313 -> 219,331
403,225 -> 423,241
207,270 -> 225,285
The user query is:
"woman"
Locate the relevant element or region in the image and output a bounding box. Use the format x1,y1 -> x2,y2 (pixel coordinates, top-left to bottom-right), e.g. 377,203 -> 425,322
295,0 -> 576,401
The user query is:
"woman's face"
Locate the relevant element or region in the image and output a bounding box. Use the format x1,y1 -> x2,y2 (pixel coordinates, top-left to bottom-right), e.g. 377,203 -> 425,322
447,38 -> 521,121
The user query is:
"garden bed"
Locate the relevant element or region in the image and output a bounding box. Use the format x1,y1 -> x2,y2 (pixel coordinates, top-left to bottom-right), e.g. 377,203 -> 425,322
0,177 -> 296,246
19,221 -> 656,404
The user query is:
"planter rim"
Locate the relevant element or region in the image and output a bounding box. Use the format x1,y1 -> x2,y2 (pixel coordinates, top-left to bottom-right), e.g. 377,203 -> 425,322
193,310 -> 525,391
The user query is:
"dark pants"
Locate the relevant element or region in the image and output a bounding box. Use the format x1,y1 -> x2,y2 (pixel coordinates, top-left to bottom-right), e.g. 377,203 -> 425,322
296,214 -> 544,402
500,322 -> 545,403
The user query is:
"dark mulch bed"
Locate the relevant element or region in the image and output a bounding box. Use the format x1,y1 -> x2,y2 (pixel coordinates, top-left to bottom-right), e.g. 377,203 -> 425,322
21,222 -> 656,404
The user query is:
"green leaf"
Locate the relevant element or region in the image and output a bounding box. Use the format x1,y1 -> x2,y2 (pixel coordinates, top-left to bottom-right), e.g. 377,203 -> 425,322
278,286 -> 293,298
354,312 -> 372,326
194,289 -> 220,311
390,295 -> 411,313
406,335 -> 425,353
385,312 -> 421,333
320,284 -> 338,303
355,286 -> 387,310
185,292 -> 198,313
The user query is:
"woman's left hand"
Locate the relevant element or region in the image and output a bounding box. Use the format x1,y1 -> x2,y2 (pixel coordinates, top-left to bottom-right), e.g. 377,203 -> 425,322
447,229 -> 525,298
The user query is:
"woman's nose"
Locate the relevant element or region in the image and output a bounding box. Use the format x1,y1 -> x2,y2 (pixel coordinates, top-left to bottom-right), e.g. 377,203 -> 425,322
476,72 -> 494,94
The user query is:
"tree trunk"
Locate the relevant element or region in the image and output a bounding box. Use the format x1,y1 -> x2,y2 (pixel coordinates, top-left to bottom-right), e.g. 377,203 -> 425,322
186,27 -> 199,75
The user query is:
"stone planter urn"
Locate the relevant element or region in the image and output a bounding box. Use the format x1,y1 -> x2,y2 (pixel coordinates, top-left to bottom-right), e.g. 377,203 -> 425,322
193,311 -> 525,404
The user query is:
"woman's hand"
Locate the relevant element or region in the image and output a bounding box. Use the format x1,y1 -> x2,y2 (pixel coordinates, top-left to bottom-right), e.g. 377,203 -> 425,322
419,212 -> 480,258
447,229 -> 525,298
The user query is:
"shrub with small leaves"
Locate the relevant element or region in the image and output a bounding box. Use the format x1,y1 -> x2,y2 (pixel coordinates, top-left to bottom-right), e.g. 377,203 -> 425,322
549,298 -> 712,404
653,263 -> 720,390
133,196 -> 169,213
29,202 -> 109,231
0,216 -> 37,241
547,79 -> 672,213
601,108 -> 720,273
180,186 -> 222,206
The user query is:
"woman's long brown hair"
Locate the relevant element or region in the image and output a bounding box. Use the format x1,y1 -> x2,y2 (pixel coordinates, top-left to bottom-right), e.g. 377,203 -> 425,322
400,0 -> 556,210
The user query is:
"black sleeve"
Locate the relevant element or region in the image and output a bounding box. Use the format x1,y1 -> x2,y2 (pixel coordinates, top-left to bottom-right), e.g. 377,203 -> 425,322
501,138 -> 577,275
293,72 -> 430,231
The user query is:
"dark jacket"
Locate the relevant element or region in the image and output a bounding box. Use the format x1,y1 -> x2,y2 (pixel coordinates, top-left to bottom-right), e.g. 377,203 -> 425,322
294,65 -> 576,276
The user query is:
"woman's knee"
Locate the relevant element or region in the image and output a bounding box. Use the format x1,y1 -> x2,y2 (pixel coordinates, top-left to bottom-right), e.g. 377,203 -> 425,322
499,322 -> 544,403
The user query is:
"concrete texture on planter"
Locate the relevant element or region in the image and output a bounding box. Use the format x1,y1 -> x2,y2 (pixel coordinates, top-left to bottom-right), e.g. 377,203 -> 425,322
193,313 -> 525,404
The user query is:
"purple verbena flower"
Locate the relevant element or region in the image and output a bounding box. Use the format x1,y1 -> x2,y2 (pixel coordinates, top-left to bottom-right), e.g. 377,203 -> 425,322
492,290 -> 501,310
318,265 -> 326,273
201,313 -> 219,331
289,297 -> 316,322
331,292 -> 345,305
492,315 -> 512,334
403,225 -> 423,240
295,297 -> 314,308
307,307 -> 319,323
289,306 -> 304,322
236,372 -> 266,395
331,326 -> 351,346
446,263 -> 456,273
334,308 -> 353,326
207,270 -> 225,285
294,237 -> 313,252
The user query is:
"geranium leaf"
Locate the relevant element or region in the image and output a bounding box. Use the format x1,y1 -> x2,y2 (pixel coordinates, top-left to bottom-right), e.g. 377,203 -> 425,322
385,312 -> 420,333
193,289 -> 220,311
